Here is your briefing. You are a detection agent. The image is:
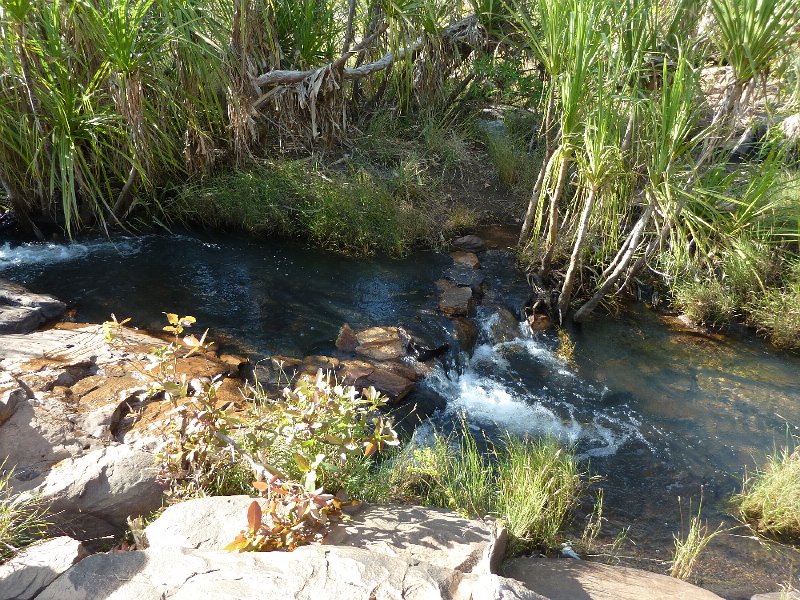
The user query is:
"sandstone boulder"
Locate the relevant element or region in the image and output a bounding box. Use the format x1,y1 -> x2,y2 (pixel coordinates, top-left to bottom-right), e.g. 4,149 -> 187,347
451,235 -> 485,252
38,545 -> 541,600
439,285 -> 474,318
144,498 -> 505,576
0,536 -> 87,600
335,323 -> 359,353
0,280 -> 65,334
354,326 -> 408,362
450,251 -> 481,269
504,557 -> 723,600
17,445 -> 164,539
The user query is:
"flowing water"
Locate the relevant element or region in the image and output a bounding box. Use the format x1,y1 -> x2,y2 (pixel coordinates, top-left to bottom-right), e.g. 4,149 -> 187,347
1,232 -> 799,598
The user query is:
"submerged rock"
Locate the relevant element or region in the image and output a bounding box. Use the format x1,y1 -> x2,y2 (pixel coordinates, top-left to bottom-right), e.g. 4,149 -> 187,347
450,251 -> 481,269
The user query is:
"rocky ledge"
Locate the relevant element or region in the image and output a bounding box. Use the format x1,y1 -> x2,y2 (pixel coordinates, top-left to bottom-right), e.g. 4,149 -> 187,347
0,494 -> 728,600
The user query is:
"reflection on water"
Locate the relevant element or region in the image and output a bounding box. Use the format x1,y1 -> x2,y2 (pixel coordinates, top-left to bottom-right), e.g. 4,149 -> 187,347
2,232 -> 798,597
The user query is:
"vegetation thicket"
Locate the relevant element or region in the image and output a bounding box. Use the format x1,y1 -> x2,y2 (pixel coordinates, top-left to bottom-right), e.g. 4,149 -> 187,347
1,0 -> 799,344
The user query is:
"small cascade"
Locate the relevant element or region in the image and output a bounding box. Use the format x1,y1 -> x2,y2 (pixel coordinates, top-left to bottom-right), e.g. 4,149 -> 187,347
0,237 -> 145,269
423,308 -> 656,459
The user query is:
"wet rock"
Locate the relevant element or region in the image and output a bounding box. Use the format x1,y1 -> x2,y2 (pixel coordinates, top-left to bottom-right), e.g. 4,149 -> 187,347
0,279 -> 65,334
450,251 -> 481,269
439,285 -> 475,318
451,235 -> 485,252
490,307 -> 521,344
335,323 -> 359,353
453,318 -> 478,354
0,536 -> 88,600
527,313 -> 552,332
503,557 -> 723,600
339,360 -> 375,385
38,545 -> 542,600
355,368 -> 415,402
298,355 -> 341,378
354,326 -> 408,362
406,339 -> 449,362
444,268 -> 486,298
375,361 -> 419,382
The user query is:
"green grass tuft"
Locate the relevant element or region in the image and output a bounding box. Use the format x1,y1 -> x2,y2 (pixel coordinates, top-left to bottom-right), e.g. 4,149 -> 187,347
361,422 -> 584,554
0,467 -> 49,563
734,442 -> 800,542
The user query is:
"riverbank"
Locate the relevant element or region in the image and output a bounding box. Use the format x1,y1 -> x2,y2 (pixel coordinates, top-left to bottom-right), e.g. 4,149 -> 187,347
1,233 -> 798,596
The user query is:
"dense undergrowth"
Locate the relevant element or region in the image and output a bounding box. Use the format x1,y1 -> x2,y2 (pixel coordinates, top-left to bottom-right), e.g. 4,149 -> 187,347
1,0 -> 799,345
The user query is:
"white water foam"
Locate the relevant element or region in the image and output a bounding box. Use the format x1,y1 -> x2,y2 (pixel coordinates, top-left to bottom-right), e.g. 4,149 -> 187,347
424,313 -> 651,458
0,237 -> 145,270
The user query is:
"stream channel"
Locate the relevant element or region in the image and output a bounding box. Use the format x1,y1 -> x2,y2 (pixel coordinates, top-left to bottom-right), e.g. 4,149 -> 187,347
1,230 -> 799,598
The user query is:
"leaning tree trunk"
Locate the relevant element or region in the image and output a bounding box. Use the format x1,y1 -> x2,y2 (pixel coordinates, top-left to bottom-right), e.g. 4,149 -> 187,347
540,152 -> 570,276
519,87 -> 556,245
573,202 -> 654,322
557,186 -> 596,322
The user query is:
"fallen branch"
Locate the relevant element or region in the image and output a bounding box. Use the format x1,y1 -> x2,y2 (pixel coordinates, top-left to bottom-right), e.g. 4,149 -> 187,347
252,15 -> 481,89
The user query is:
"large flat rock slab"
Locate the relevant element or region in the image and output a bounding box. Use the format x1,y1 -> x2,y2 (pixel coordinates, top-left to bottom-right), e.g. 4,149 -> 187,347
0,536 -> 87,600
144,497 -> 506,576
0,279 -> 65,334
37,546 -> 542,600
504,558 -> 723,600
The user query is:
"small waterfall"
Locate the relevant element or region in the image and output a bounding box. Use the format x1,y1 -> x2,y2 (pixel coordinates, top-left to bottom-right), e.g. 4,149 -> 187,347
423,308 -> 655,459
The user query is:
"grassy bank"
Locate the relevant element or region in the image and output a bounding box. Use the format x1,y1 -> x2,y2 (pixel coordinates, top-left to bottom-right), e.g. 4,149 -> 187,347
171,162 -> 433,257
734,439 -> 800,543
360,425 -> 584,554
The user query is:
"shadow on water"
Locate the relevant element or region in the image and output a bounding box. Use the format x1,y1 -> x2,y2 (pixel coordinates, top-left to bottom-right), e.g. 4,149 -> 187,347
1,232 -> 798,598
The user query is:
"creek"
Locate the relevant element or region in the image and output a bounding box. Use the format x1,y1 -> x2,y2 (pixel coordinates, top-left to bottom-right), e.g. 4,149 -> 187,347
1,231 -> 798,598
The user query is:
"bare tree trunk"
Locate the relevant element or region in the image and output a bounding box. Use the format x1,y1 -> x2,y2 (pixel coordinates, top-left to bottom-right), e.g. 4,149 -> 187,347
573,203 -> 654,322
519,87 -> 555,245
541,153 -> 570,276
557,186 -> 596,322
112,165 -> 139,219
